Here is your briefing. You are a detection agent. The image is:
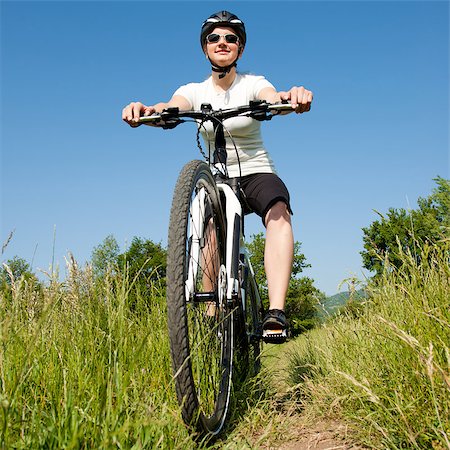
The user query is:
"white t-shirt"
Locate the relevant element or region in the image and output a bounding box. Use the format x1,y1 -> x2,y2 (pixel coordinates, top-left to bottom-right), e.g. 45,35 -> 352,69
173,73 -> 276,177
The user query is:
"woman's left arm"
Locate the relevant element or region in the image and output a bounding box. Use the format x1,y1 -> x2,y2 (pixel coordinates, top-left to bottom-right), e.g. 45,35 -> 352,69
258,86 -> 313,114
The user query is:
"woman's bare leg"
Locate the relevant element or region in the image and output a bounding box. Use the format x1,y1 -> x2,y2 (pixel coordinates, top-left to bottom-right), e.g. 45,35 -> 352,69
201,218 -> 219,316
264,201 -> 294,312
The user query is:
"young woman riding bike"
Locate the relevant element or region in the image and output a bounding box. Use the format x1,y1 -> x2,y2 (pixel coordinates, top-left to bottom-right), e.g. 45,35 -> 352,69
122,10 -> 313,341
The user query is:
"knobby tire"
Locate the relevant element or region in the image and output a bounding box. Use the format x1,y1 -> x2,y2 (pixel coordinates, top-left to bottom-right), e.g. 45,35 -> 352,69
167,160 -> 233,436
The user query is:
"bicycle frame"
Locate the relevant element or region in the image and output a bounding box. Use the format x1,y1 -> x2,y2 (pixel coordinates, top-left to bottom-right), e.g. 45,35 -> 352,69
217,182 -> 241,302
203,179 -> 262,329
183,177 -> 261,320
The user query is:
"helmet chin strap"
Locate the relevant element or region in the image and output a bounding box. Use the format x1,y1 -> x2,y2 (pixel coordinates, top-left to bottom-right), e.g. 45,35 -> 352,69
211,61 -> 237,79
208,54 -> 239,79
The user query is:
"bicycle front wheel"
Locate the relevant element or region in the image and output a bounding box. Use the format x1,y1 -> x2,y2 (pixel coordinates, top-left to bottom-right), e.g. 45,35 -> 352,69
166,160 -> 233,435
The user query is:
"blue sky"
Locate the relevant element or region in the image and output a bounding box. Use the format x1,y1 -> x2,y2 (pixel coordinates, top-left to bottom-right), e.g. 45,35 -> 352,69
1,1 -> 449,295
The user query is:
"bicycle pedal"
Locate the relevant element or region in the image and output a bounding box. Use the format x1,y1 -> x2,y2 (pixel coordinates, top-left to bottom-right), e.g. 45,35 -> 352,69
262,329 -> 288,344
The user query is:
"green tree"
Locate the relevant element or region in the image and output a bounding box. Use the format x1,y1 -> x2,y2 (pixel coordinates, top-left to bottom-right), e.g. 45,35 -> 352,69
246,232 -> 322,336
361,177 -> 450,277
117,237 -> 167,297
91,235 -> 167,302
0,256 -> 40,299
91,234 -> 120,278
0,256 -> 34,285
285,277 -> 324,335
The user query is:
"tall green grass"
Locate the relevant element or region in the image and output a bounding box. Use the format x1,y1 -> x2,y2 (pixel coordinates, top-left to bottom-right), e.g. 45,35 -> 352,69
288,243 -> 450,449
0,258 -> 200,448
0,257 -> 286,448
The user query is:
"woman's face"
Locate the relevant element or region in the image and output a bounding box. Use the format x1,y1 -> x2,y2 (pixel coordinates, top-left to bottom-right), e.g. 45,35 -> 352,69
203,26 -> 242,68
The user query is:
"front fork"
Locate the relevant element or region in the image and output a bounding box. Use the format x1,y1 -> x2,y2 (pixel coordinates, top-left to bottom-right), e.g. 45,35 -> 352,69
184,182 -> 244,305
216,183 -> 244,305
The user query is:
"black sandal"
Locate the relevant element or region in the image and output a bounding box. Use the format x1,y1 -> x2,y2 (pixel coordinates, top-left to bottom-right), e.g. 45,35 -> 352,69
262,309 -> 288,344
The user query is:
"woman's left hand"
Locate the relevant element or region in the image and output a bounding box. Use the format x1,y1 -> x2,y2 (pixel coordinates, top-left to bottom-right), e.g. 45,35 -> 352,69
279,86 -> 313,113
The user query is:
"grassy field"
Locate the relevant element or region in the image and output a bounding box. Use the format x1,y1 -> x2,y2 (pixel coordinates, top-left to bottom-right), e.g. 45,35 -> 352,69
2,242 -> 449,448
1,262 -> 191,448
287,244 -> 450,449
0,259 -> 298,449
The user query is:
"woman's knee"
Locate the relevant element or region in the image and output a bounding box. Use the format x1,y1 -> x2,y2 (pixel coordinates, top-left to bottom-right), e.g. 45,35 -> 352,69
264,201 -> 292,228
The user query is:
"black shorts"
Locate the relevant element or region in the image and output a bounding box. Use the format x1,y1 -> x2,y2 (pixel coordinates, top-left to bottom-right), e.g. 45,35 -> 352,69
228,173 -> 293,225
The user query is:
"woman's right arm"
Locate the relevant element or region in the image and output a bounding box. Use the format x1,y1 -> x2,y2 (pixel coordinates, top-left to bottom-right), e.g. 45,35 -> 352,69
122,94 -> 191,127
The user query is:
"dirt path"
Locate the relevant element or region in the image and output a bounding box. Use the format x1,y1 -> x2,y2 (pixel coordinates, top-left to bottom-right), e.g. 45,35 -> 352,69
252,341 -> 367,450
258,420 -> 365,449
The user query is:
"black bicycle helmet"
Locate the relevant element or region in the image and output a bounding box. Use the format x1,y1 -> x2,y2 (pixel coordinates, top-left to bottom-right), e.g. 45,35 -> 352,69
200,10 -> 247,48
200,11 -> 246,78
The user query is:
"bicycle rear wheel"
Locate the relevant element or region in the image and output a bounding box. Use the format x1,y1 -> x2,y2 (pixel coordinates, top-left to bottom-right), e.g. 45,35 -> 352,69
167,160 -> 233,435
243,265 -> 264,374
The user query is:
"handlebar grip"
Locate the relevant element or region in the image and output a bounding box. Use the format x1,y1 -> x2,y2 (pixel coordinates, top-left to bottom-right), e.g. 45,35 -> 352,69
137,114 -> 161,124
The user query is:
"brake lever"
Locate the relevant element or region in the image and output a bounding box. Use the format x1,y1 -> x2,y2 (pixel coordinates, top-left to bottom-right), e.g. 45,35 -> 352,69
159,107 -> 183,129
248,100 -> 272,121
161,119 -> 183,129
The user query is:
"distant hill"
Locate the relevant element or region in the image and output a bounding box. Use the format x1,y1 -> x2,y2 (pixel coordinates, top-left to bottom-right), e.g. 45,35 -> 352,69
317,290 -> 366,320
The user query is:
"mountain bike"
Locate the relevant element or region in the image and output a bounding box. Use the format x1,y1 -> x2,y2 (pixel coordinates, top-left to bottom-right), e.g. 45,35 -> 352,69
138,101 -> 292,436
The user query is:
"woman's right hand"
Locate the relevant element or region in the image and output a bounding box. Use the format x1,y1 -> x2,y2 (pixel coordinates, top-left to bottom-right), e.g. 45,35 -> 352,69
122,101 -> 155,127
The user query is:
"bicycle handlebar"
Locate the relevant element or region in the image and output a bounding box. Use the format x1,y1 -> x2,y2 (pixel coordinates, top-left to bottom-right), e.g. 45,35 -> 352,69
137,100 -> 294,129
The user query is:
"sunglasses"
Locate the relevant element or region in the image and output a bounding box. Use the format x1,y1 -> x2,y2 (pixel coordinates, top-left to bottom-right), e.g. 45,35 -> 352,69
206,33 -> 239,44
